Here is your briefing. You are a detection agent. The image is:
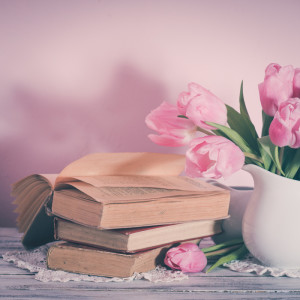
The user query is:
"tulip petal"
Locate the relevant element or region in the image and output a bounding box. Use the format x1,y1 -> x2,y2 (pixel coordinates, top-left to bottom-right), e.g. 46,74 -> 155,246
269,98 -> 300,148
177,83 -> 227,130
185,136 -> 244,179
164,243 -> 207,273
145,101 -> 196,147
259,63 -> 294,116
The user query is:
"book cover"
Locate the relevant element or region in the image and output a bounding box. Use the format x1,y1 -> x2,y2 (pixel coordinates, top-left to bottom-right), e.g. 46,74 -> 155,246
54,217 -> 224,253
47,240 -> 200,277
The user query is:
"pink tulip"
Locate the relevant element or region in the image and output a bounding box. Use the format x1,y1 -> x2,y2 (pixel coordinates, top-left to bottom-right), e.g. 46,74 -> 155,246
293,68 -> 300,97
145,101 -> 196,147
269,98 -> 300,148
164,243 -> 207,273
258,63 -> 295,116
185,136 -> 245,179
177,82 -> 227,130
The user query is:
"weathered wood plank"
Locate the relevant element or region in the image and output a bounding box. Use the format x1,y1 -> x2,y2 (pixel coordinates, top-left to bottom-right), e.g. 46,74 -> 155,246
1,274 -> 300,292
1,289 -> 300,300
0,227 -> 21,237
2,227 -> 300,299
0,228 -> 23,255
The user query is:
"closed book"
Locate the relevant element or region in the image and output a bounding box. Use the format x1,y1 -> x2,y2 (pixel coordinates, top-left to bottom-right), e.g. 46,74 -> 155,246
54,218 -> 224,253
47,240 -> 200,278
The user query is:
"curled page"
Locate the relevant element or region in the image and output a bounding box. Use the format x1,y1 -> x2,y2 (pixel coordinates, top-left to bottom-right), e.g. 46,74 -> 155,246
55,152 -> 185,186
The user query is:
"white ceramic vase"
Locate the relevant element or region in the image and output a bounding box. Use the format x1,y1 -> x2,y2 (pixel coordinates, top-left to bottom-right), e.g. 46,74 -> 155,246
212,185 -> 252,244
242,164 -> 300,269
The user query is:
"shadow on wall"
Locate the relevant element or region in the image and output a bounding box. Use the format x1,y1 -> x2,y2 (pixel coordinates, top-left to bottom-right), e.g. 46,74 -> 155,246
0,64 -> 179,226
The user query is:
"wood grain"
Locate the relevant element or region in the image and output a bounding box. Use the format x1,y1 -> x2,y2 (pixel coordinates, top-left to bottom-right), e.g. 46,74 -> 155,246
1,227 -> 300,299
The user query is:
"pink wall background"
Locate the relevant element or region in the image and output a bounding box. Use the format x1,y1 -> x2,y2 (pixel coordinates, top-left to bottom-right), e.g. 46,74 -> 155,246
1,0 -> 300,226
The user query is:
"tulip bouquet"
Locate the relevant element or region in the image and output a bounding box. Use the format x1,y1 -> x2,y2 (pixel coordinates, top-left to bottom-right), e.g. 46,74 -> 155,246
146,63 -> 300,181
145,63 -> 300,273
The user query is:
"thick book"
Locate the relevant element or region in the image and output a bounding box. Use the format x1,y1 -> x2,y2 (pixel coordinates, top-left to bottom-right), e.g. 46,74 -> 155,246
11,152 -> 186,248
51,176 -> 230,229
54,218 -> 223,253
47,240 -> 200,278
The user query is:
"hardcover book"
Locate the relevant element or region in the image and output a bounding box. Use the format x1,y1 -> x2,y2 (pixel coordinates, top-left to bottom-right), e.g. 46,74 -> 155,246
54,217 -> 224,253
47,240 -> 201,278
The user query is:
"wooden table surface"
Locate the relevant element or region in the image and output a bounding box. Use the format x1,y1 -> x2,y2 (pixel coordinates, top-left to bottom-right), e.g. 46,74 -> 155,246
1,227 -> 300,299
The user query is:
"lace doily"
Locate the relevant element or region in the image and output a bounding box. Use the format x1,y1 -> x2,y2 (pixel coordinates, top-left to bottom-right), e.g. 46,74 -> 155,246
2,245 -> 188,283
224,254 -> 300,278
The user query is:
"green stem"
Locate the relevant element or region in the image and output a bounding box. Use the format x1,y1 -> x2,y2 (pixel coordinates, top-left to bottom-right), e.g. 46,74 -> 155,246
177,115 -> 214,136
201,238 -> 244,253
279,147 -> 284,167
244,152 -> 263,164
206,244 -> 248,273
204,244 -> 242,257
275,146 -> 285,176
196,126 -> 214,136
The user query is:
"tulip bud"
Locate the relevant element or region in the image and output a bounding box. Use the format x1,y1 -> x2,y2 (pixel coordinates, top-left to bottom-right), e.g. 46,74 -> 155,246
177,82 -> 227,130
164,243 -> 207,273
185,136 -> 245,179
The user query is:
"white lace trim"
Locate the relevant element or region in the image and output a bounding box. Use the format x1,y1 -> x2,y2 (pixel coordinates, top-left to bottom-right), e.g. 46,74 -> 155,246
5,245 -> 300,281
224,254 -> 300,278
2,245 -> 188,283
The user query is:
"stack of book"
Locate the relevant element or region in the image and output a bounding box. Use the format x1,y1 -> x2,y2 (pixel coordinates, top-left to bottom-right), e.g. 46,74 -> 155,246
12,152 -> 230,278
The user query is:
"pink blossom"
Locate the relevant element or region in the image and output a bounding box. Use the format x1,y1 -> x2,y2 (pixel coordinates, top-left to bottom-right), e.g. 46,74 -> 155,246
177,82 -> 227,130
269,98 -> 300,148
293,68 -> 300,97
164,243 -> 207,273
185,136 -> 245,179
145,101 -> 196,147
258,63 -> 295,116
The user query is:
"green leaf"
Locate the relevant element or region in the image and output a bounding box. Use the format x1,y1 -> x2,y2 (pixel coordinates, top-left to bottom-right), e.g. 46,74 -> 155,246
225,105 -> 259,153
285,148 -> 300,179
239,81 -> 249,118
261,111 -> 273,137
204,245 -> 242,257
257,140 -> 273,170
177,115 -> 188,119
257,136 -> 285,176
201,238 -> 244,253
206,244 -> 248,273
282,146 -> 294,169
207,122 -> 254,154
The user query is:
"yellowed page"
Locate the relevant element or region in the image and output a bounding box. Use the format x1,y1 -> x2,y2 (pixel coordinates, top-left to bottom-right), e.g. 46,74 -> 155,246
56,176 -> 226,204
55,152 -> 185,185
40,174 -> 58,187
70,175 -> 220,191
61,182 -> 206,203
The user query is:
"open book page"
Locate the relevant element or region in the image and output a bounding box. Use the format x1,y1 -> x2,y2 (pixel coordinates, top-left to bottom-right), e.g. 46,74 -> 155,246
60,182 -> 206,203
40,174 -> 58,188
54,152 -> 185,185
56,176 -> 228,204
67,175 -> 217,191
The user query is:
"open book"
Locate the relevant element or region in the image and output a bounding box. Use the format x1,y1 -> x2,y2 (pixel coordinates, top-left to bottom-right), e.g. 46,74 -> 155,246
12,152 -> 230,248
11,152 -> 187,248
52,176 -> 229,229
